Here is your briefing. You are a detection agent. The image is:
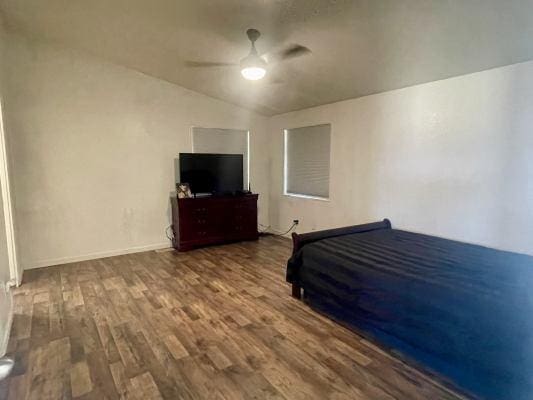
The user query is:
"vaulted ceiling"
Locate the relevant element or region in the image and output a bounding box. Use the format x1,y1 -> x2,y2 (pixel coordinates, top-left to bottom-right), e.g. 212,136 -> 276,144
1,0 -> 533,116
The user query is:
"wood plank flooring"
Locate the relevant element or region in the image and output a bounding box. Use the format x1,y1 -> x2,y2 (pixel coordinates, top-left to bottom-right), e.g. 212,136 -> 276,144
1,236 -> 466,399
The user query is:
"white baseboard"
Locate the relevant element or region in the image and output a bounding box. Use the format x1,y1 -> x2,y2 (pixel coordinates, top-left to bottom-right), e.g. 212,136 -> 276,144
24,242 -> 171,270
0,283 -> 13,358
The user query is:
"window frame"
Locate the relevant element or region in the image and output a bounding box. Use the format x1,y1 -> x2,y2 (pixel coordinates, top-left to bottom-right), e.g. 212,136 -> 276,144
283,124 -> 331,201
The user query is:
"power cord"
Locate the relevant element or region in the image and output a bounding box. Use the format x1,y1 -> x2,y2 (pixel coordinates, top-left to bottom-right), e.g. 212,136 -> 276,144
259,222 -> 298,237
165,222 -> 295,240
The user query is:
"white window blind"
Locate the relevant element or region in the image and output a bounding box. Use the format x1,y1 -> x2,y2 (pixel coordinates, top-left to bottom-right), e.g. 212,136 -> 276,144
284,124 -> 331,199
192,127 -> 249,188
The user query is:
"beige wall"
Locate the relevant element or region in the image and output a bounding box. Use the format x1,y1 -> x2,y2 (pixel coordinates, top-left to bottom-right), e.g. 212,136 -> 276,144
2,34 -> 270,270
269,61 -> 533,255
2,31 -> 533,272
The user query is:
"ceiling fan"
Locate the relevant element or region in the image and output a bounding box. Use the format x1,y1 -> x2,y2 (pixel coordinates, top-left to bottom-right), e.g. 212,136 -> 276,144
185,28 -> 311,81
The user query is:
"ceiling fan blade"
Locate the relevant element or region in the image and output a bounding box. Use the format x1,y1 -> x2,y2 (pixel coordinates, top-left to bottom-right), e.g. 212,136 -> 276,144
268,44 -> 311,62
184,61 -> 237,68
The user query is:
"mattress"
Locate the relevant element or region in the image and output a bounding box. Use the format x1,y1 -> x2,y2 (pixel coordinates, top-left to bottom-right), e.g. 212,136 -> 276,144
287,228 -> 533,400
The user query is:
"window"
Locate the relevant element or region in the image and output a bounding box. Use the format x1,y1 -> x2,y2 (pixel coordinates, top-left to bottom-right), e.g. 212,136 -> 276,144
192,127 -> 250,189
284,124 -> 331,199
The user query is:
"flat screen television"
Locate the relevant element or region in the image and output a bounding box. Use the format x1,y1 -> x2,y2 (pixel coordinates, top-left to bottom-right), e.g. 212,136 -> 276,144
179,153 -> 244,195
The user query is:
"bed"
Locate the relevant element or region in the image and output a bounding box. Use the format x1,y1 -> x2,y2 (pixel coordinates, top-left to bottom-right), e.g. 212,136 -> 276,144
287,219 -> 533,400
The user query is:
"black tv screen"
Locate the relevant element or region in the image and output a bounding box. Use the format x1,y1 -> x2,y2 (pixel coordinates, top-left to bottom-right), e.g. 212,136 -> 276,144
179,153 -> 244,195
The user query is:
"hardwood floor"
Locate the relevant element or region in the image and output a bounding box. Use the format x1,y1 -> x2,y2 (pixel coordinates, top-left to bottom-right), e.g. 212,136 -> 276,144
1,236 -> 465,399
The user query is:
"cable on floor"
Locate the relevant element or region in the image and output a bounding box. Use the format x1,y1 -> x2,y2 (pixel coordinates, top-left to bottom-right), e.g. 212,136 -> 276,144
259,222 -> 297,237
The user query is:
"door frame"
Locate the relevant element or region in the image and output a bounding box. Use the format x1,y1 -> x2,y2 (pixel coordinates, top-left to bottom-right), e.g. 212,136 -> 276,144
0,98 -> 19,286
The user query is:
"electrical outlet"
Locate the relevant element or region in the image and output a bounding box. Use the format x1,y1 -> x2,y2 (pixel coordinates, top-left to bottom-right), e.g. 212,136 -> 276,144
293,219 -> 299,225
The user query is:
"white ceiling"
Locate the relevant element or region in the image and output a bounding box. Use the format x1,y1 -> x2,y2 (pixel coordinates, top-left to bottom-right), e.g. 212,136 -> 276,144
1,0 -> 533,116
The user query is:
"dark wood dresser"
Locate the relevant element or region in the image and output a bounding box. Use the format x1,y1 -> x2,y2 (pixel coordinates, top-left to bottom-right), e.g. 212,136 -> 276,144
170,194 -> 259,251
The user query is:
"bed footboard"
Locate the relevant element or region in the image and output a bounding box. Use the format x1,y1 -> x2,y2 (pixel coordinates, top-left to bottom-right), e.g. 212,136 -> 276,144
291,218 -> 391,255
289,219 -> 391,299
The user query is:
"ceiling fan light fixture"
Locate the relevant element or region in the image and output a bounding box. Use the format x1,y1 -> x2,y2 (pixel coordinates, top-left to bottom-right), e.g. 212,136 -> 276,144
184,28 -> 310,85
240,47 -> 267,81
241,66 -> 266,80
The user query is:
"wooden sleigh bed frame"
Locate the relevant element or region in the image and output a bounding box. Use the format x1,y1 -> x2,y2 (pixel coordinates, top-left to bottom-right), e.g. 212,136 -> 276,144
285,218 -> 533,400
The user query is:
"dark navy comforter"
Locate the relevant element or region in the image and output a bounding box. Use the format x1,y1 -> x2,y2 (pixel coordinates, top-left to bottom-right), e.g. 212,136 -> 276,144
287,228 -> 533,400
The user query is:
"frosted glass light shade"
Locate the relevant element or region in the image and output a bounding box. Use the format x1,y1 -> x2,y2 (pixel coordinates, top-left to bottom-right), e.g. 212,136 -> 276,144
241,67 -> 266,80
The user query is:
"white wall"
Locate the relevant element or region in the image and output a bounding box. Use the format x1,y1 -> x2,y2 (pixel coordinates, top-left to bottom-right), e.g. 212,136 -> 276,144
2,31 -> 532,271
269,61 -> 533,255
2,34 -> 270,270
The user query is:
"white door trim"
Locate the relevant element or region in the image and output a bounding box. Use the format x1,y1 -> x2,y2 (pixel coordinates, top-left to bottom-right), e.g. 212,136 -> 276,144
0,99 -> 19,286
